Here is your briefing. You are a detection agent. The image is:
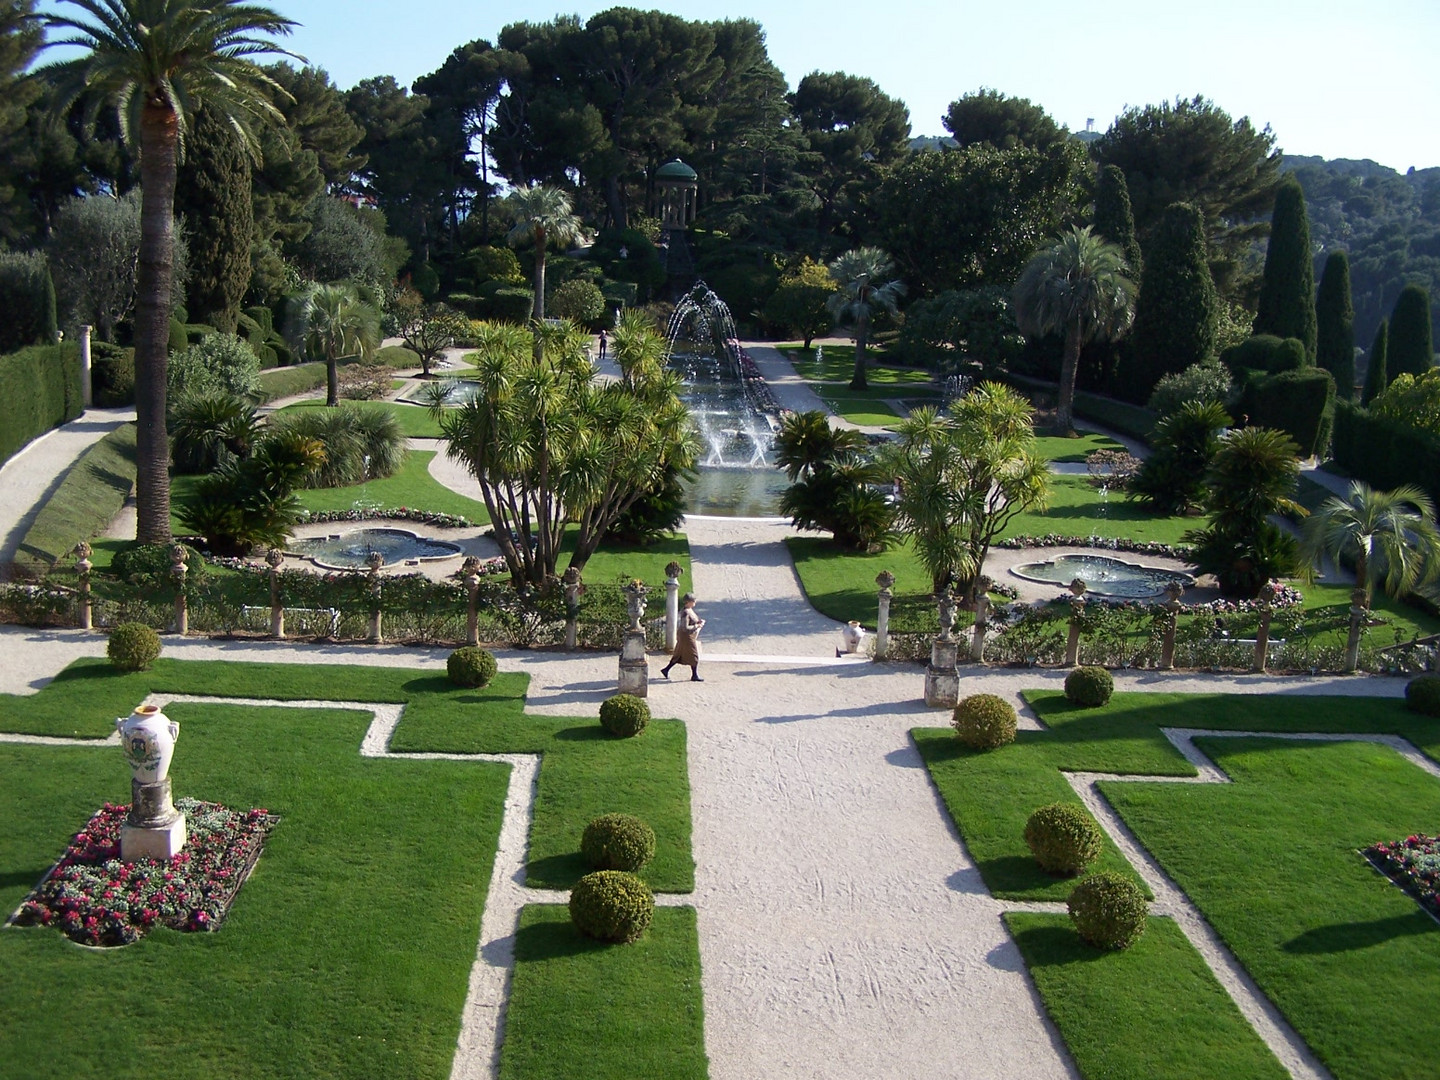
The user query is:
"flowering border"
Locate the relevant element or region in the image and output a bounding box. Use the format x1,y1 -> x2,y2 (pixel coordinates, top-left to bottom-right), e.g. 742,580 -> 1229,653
9,798 -> 277,947
998,534 -> 1196,559
1364,834 -> 1440,921
296,507 -> 475,530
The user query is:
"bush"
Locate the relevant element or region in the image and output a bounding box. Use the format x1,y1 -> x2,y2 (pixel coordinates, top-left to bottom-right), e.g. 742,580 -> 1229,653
447,646 -> 497,688
0,250 -> 57,352
0,342 -> 82,470
465,245 -> 525,287
1147,359 -> 1233,418
167,332 -> 261,399
265,404 -> 405,488
550,279 -> 607,328
477,283 -> 534,324
952,694 -> 1017,750
1406,675 -> 1440,717
599,693 -> 650,738
112,542 -> 208,586
569,869 -> 654,943
91,341 -> 135,406
107,622 -> 162,672
1024,803 -> 1104,876
581,813 -> 656,872
1064,665 -> 1114,707
1067,872 -> 1148,950
1235,367 -> 1336,459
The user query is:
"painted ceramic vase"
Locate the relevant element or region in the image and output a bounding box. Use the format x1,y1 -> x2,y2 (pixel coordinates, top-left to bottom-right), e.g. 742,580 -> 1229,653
116,705 -> 179,784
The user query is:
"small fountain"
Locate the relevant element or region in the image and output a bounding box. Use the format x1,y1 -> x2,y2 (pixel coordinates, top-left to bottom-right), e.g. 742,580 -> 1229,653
815,344 -> 824,371
352,454 -> 381,515
942,374 -> 972,406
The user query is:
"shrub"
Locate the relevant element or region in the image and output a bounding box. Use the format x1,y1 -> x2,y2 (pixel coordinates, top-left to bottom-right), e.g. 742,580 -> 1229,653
91,341 -> 135,406
338,363 -> 391,400
0,250 -> 57,352
1146,359 -> 1233,418
107,623 -> 162,672
266,404 -> 405,488
1064,665 -> 1114,707
581,813 -> 656,872
112,542 -> 208,586
551,279 -> 606,327
1235,367 -> 1336,458
477,284 -> 534,324
167,332 -> 261,399
1067,872 -> 1148,950
952,694 -> 1017,750
169,391 -> 261,473
447,646 -> 497,688
0,342 -> 82,469
599,693 -> 650,738
569,870 -> 654,943
1406,675 -> 1440,717
465,245 -> 525,287
1024,803 -> 1104,875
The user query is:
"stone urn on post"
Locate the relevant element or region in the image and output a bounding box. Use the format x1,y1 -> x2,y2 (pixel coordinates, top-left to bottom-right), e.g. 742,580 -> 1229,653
618,579 -> 650,697
924,584 -> 960,708
1064,577 -> 1088,667
266,548 -> 285,639
116,705 -> 187,861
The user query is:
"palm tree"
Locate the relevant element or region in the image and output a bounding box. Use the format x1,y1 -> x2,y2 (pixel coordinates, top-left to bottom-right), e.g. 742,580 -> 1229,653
827,247 -> 905,391
1299,481 -> 1440,607
299,284 -> 381,406
505,184 -> 583,322
41,0 -> 299,544
1012,226 -> 1136,433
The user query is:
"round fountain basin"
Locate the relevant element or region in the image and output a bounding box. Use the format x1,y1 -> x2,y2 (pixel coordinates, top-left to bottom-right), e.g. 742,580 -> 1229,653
287,528 -> 463,570
395,380 -> 480,407
1011,553 -> 1194,599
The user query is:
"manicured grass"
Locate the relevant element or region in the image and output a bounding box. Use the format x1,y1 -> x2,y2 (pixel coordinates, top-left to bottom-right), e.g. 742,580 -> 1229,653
565,527 -> 692,592
786,534 -> 937,631
1006,474 -> 1197,546
256,361 -> 328,403
1006,914 -> 1287,1079
290,450 -> 490,523
807,385 -> 909,428
14,423 -> 137,577
273,397 -> 445,438
1031,432 -> 1126,463
499,905 -> 707,1080
778,343 -> 934,386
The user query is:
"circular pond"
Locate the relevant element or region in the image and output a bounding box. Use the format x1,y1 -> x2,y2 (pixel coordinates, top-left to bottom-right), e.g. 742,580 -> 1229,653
1010,553 -> 1194,599
287,528 -> 463,570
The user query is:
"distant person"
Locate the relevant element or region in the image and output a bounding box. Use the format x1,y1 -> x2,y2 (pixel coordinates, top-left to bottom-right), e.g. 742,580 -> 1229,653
661,593 -> 705,681
598,330 -> 608,360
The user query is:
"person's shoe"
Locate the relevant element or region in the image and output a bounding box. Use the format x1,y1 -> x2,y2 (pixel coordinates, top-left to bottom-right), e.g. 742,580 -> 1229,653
836,647 -> 843,658
691,674 -> 703,682
661,667 -> 671,679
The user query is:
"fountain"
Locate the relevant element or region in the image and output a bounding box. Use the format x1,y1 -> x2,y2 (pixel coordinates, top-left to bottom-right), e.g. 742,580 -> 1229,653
287,528 -> 463,571
1011,554 -> 1194,599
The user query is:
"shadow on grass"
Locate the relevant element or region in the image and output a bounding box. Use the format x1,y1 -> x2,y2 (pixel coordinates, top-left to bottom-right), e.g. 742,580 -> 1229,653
1008,921 -> 1105,967
0,869 -> 50,890
526,852 -> 588,888
1282,912 -> 1438,954
513,913 -> 613,961
979,854 -> 1076,896
552,724 -> 609,742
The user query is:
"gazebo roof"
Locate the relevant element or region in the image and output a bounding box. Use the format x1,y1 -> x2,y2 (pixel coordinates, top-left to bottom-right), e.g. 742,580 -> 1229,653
654,158 -> 698,182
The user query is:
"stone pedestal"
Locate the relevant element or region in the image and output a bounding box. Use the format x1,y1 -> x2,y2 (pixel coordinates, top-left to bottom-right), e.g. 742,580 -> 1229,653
618,630 -> 650,696
121,777 -> 187,861
925,638 -> 960,708
80,325 -> 93,408
664,562 -> 682,653
875,571 -> 895,661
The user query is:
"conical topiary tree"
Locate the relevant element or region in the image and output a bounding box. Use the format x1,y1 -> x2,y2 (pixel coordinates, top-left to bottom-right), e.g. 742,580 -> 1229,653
1093,165 -> 1142,278
1253,178 -> 1316,360
1361,319 -> 1388,405
1129,202 -> 1218,398
1315,250 -> 1355,400
1388,284 -> 1434,381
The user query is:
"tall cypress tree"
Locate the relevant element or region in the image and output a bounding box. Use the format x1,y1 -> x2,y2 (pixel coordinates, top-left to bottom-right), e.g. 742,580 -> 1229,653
1128,201 -> 1218,397
1253,177 -> 1317,359
1387,284 -> 1435,380
175,106 -> 254,333
1315,250 -> 1355,399
1094,164 -> 1142,276
1361,318 -> 1388,405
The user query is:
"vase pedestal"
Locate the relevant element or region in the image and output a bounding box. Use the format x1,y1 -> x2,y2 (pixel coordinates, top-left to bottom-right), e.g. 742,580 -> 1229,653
121,777 -> 187,861
618,630 -> 649,697
924,638 -> 960,709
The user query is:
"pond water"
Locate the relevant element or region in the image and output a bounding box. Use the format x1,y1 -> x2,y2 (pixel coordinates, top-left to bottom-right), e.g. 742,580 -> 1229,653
1011,553 -> 1194,599
287,528 -> 462,570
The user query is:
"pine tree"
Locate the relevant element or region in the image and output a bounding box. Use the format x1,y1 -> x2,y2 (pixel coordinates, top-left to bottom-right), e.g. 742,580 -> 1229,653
1387,284 -> 1435,380
175,106 -> 255,333
1253,178 -> 1316,359
1361,319 -> 1388,405
1315,250 -> 1355,400
1128,201 -> 1218,397
1093,164 -> 1141,276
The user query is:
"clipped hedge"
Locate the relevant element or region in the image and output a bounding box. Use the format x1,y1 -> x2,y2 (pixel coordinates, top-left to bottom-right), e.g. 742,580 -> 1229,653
0,251 -> 57,353
446,646 -> 497,688
1406,675 -> 1440,717
599,693 -> 650,738
1332,400 -> 1440,505
1025,803 -> 1104,875
1068,872 -> 1148,950
255,362 -> 328,403
952,694 -> 1018,750
107,622 -> 162,671
569,869 -> 654,943
1065,665 -> 1115,707
581,813 -> 656,872
1235,367 -> 1336,458
0,342 -> 82,469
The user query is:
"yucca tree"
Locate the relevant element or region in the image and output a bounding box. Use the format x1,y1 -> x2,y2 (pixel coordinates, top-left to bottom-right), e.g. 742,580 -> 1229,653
505,184 -> 583,322
773,410 -> 868,482
1299,481 -> 1440,607
827,247 -> 905,391
299,283 -> 381,406
1012,226 -> 1136,433
41,0 -> 299,543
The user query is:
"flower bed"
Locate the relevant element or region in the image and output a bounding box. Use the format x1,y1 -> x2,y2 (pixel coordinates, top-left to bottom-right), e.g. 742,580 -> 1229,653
296,507 -> 475,530
999,534 -> 1195,559
10,798 -> 277,947
1365,834 -> 1440,920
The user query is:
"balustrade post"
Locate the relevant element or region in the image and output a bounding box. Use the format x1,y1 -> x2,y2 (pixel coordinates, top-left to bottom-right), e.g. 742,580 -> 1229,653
664,562 -> 682,653
75,542 -> 93,630
563,565 -> 583,651
875,571 -> 895,661
1159,582 -> 1183,671
1343,586 -> 1368,674
1064,578 -> 1087,667
970,575 -> 991,663
366,551 -> 385,644
267,548 -> 285,639
171,544 -> 188,635
924,585 -> 960,707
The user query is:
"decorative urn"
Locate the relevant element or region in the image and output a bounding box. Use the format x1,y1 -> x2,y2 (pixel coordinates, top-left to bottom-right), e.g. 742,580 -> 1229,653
116,704 -> 179,785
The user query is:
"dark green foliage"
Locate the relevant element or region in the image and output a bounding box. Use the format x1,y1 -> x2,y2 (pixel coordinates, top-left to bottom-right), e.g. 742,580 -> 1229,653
549,280 -> 605,327
1388,284 -> 1434,379
943,88 -> 1068,152
1221,334 -> 1288,374
581,813 -> 656,872
776,410 -> 895,551
1024,803 -> 1104,875
0,251 -> 57,351
446,646 -> 497,688
1128,203 -> 1219,398
893,286 -> 1023,373
1406,675 -> 1440,717
592,229 -> 665,302
952,693 -> 1018,750
1093,164 -> 1142,277
1331,399 -> 1440,506
175,107 -> 253,333
1362,319 -> 1389,405
568,870 -> 654,943
465,245 -> 525,286
169,391 -> 261,473
1064,665 -> 1114,707
1128,400 -> 1229,515
0,342 -> 81,469
168,317 -> 189,354
477,283 -> 535,324
1068,872 -> 1149,950
112,542 -> 207,586
106,623 -> 162,672
1316,251 -> 1355,399
1253,179 -> 1317,358
599,693 -> 650,738
763,279 -> 834,349
264,403 -> 406,488
179,433 -> 322,555
90,341 -> 135,406
1235,368 -> 1336,459
607,465 -> 687,545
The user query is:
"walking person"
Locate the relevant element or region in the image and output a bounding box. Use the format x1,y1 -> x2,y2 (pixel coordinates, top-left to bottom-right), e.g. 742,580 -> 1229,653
598,329 -> 608,361
661,593 -> 705,681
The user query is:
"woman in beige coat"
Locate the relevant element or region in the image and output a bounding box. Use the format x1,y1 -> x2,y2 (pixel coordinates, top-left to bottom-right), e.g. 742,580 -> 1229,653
661,593 -> 705,681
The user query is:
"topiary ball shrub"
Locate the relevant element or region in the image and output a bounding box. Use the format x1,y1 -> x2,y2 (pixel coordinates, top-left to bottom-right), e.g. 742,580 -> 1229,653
952,694 -> 1017,750
447,646 -> 497,689
107,623 -> 162,672
1024,803 -> 1104,876
1067,872 -> 1148,951
1065,665 -> 1115,708
569,870 -> 654,943
599,693 -> 650,738
1405,675 -> 1440,717
581,813 -> 656,872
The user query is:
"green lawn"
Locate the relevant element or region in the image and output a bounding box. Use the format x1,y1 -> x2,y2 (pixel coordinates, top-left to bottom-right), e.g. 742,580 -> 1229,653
565,528 -> 693,592
1031,432 -> 1126,463
916,692 -> 1440,1080
778,343 -> 935,386
14,423 -> 137,577
290,450 -> 490,523
808,387 -> 908,428
273,398 -> 444,438
1009,474 -> 1198,546
0,657 -> 699,1078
